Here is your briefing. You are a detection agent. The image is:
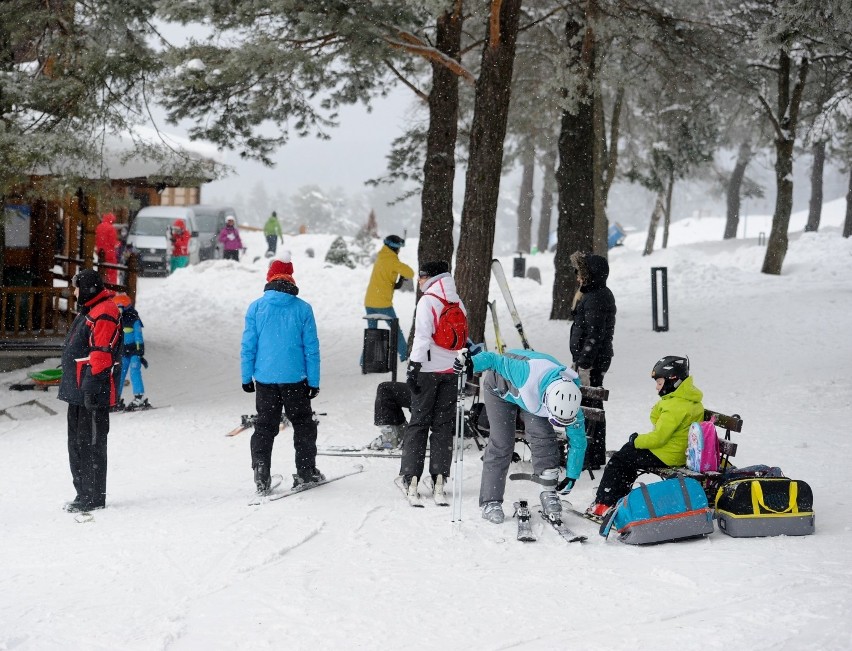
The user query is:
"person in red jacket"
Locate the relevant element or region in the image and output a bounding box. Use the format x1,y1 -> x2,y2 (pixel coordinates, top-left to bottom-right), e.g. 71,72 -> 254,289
57,269 -> 123,513
94,212 -> 119,284
169,218 -> 191,273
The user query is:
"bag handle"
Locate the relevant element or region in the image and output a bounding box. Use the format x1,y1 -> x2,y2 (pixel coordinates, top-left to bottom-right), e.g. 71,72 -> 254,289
751,480 -> 798,515
639,482 -> 657,519
678,476 -> 693,511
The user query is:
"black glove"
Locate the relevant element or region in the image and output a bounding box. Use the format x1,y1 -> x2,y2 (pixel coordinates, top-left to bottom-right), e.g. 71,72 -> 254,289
628,432 -> 639,446
136,344 -> 145,357
242,381 -> 255,393
406,362 -> 422,394
307,386 -> 320,400
140,357 -> 149,369
83,392 -> 99,411
452,350 -> 471,375
394,276 -> 404,290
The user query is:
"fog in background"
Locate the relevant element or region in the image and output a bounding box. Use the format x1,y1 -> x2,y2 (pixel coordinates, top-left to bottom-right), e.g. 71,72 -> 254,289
195,88 -> 848,254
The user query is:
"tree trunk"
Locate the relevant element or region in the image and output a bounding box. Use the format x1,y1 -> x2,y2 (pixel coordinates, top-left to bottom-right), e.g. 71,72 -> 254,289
592,77 -> 607,256
643,192 -> 665,256
418,3 -> 463,273
516,141 -> 535,253
805,139 -> 825,232
844,167 -> 852,238
724,142 -> 752,239
662,170 -> 674,249
551,15 -> 595,320
762,51 -> 809,276
454,0 -> 523,341
536,147 -> 557,253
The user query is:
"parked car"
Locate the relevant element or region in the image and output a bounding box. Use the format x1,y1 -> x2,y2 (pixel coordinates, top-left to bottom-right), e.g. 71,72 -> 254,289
187,205 -> 239,261
126,206 -> 200,275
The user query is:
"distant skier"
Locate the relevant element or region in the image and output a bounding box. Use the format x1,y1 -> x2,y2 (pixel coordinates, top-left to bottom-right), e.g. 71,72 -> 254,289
457,348 -> 584,525
241,259 -> 321,493
218,215 -> 244,262
399,261 -> 467,505
264,211 -> 284,257
585,356 -> 703,520
169,218 -> 191,273
569,251 -> 616,469
363,235 -> 414,363
57,270 -> 123,513
94,212 -> 119,284
113,293 -> 149,411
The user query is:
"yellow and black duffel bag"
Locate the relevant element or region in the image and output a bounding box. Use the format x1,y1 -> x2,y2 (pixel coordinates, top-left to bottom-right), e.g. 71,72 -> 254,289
715,477 -> 814,537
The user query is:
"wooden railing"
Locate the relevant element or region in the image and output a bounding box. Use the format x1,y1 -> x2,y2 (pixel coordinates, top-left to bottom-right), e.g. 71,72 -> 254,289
0,287 -> 76,339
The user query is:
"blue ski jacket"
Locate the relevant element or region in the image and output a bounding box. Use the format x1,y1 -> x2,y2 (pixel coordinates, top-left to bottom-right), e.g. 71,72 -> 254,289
241,283 -> 320,387
472,349 -> 587,479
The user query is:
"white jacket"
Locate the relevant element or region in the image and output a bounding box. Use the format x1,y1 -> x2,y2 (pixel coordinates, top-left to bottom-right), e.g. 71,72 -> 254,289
410,273 -> 467,373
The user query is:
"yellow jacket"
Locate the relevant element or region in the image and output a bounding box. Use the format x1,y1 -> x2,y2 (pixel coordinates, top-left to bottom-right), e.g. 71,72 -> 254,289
364,246 -> 414,308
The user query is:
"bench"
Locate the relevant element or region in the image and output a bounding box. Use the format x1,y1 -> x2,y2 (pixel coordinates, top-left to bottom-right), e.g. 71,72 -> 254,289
652,409 -> 743,502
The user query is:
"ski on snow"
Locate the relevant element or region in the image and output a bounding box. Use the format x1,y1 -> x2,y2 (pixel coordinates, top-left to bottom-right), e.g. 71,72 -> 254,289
491,259 -> 531,350
227,414 -> 289,437
539,511 -> 587,543
562,503 -> 605,525
394,475 -> 425,508
316,445 -> 402,458
513,500 -> 536,542
248,465 -> 364,506
246,474 -> 284,504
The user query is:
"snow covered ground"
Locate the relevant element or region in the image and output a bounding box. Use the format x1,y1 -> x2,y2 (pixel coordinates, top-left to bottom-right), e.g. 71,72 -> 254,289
2,199 -> 851,650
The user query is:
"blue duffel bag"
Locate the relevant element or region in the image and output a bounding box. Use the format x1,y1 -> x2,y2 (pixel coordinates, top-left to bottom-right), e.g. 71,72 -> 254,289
600,476 -> 715,545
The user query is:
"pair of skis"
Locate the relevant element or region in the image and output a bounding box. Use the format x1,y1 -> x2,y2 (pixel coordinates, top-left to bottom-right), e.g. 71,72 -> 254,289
491,259 -> 531,351
513,499 -> 588,543
248,465 -> 365,506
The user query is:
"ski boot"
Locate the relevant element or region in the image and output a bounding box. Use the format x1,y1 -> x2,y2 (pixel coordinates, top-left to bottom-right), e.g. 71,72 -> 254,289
482,501 -> 505,524
254,461 -> 271,494
126,394 -> 150,411
368,424 -> 405,450
539,490 -> 563,522
292,467 -> 325,489
110,398 -> 126,413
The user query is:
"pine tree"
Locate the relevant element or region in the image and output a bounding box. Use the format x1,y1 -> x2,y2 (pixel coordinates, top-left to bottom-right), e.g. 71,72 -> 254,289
324,236 -> 355,269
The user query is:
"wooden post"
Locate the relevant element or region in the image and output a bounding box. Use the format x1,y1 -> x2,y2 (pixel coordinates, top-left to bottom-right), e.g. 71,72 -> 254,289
127,253 -> 138,303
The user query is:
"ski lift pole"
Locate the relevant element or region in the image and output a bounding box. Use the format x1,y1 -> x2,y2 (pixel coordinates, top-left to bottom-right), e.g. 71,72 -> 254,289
451,348 -> 468,523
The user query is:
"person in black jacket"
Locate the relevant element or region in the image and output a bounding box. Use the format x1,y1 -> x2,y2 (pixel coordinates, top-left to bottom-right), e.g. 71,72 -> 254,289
57,270 -> 123,513
569,251 -> 616,469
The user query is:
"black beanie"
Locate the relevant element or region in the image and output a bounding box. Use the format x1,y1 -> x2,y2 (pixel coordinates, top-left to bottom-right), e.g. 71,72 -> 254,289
419,261 -> 450,278
74,269 -> 104,304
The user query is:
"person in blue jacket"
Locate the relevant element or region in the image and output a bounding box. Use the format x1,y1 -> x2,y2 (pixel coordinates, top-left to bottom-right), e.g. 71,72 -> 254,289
457,348 -> 585,525
241,259 -> 321,493
113,294 -> 149,411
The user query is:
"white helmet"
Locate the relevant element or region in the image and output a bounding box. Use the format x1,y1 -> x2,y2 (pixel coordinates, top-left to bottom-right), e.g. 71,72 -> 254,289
543,379 -> 582,426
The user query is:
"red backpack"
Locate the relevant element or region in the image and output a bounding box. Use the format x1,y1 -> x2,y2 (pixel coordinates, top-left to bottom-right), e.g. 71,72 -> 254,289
431,296 -> 468,350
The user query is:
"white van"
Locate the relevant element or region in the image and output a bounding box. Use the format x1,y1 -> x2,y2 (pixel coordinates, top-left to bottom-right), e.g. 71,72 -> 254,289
127,206 -> 200,275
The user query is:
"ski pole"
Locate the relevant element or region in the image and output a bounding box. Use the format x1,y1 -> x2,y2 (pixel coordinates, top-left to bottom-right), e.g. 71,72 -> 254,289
452,348 -> 467,523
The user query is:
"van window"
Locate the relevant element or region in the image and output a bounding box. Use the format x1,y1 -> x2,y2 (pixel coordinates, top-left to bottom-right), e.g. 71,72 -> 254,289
193,212 -> 221,232
130,216 -> 174,236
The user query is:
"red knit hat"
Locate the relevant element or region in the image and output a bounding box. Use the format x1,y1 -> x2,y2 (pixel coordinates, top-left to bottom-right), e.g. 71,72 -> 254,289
267,252 -> 294,282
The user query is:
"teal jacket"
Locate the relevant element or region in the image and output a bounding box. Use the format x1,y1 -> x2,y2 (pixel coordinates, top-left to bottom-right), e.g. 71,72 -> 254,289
634,376 -> 704,466
472,349 -> 587,479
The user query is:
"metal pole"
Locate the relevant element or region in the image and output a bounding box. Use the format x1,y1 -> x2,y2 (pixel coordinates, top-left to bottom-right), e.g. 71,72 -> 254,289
451,349 -> 467,523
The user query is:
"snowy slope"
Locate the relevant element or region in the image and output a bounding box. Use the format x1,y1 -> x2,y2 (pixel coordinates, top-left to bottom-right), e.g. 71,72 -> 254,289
1,199 -> 851,650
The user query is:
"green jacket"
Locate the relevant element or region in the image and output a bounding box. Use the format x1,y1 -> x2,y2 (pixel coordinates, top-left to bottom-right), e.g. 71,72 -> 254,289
634,376 -> 704,466
264,216 -> 283,237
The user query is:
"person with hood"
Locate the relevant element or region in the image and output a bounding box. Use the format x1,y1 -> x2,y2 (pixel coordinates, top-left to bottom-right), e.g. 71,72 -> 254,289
569,251 -> 616,470
398,261 -> 466,506
585,356 -> 704,520
112,293 -> 149,412
57,269 -> 123,513
94,212 -> 119,284
169,218 -> 191,273
263,211 -> 284,257
364,235 -> 414,363
218,215 -> 244,261
241,258 -> 322,493
460,348 -> 585,525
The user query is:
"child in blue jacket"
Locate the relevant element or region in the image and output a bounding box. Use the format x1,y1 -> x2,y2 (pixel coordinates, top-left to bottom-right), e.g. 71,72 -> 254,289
113,294 -> 149,411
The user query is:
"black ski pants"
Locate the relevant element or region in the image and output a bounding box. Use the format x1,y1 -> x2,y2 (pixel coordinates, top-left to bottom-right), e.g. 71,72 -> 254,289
251,381 -> 317,479
399,372 -> 457,481
594,441 -> 668,506
583,367 -> 608,468
67,404 -> 109,507
374,381 -> 410,426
